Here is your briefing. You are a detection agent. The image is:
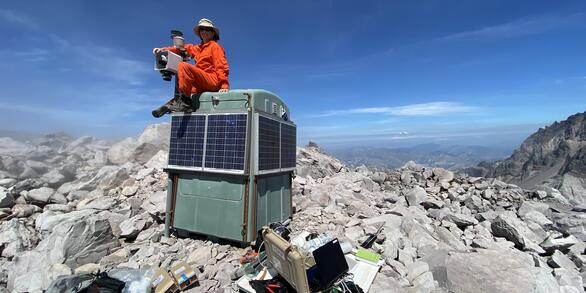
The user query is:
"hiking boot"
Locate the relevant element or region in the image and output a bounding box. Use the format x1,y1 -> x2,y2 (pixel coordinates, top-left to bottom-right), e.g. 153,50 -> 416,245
151,96 -> 193,118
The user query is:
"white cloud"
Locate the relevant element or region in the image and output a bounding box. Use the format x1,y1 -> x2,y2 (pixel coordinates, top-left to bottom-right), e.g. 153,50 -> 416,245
0,102 -> 88,120
75,46 -> 151,85
299,124 -> 541,146
0,9 -> 150,86
439,13 -> 585,41
0,9 -> 37,29
12,48 -> 53,62
312,102 -> 476,118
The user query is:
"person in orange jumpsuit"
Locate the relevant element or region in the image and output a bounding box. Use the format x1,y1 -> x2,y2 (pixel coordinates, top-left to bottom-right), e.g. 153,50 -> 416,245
152,18 -> 230,118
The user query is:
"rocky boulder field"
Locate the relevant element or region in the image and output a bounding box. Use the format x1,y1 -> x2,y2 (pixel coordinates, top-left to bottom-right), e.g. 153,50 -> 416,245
0,125 -> 584,292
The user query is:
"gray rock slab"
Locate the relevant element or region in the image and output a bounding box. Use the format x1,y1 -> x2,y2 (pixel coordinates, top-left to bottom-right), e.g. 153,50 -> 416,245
518,201 -> 550,218
406,261 -> 429,283
35,209 -> 96,234
141,190 -> 166,216
421,199 -> 444,210
436,226 -> 467,250
549,250 -> 578,270
41,169 -> 67,188
119,213 -> 154,239
76,196 -> 116,211
491,213 -> 542,249
0,218 -> 37,258
411,271 -> 436,292
42,215 -> 120,269
188,246 -> 213,267
522,210 -> 553,227
443,213 -> 478,228
11,203 -> 42,218
443,249 -> 546,293
540,235 -> 581,253
554,268 -> 584,292
432,168 -> 454,183
25,187 -> 55,206
8,214 -> 119,292
67,190 -> 90,202
406,186 -> 428,207
121,185 -> 138,197
0,188 -> 14,208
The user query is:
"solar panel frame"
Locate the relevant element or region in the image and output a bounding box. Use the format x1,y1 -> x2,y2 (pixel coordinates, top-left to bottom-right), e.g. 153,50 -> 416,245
168,114 -> 206,170
167,112 -> 248,175
204,113 -> 248,172
255,113 -> 297,175
257,114 -> 281,172
280,121 -> 297,170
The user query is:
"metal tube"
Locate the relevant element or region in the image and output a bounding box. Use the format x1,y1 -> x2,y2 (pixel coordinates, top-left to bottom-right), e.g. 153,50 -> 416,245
243,92 -> 256,242
164,175 -> 173,237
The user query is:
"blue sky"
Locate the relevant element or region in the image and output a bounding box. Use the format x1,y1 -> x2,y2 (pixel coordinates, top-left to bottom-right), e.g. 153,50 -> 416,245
1,1 -> 585,149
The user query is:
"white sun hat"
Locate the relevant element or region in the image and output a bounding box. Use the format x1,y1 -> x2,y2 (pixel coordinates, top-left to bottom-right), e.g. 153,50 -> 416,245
193,18 -> 220,39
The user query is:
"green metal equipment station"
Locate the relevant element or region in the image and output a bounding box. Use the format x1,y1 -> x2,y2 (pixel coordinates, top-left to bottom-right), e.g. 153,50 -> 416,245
163,89 -> 296,243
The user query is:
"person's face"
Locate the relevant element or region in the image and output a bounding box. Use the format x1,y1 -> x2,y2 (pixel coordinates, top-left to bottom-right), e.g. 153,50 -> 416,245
199,27 -> 214,42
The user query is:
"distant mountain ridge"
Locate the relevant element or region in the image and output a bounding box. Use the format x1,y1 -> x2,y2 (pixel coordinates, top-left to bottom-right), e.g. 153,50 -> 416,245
464,110 -> 586,204
330,144 -> 510,171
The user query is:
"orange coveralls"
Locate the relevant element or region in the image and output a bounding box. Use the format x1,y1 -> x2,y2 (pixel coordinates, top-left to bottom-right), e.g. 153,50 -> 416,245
164,40 -> 230,96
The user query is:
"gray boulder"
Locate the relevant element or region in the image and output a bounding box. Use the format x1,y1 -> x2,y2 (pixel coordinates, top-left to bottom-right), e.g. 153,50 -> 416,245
522,210 -> 553,227
106,137 -> 139,165
76,196 -> 116,211
25,187 -> 55,206
443,213 -> 478,228
12,204 -> 42,218
37,214 -> 119,268
554,268 -> 584,293
491,213 -> 543,250
41,169 -> 67,188
433,168 -> 454,183
78,165 -> 131,191
145,150 -> 168,169
0,218 -> 37,258
549,250 -> 578,270
517,201 -> 550,218
141,190 -> 167,216
8,214 -> 119,292
0,187 -> 14,208
119,213 -> 154,239
106,123 -> 170,165
424,249 -> 557,293
406,186 -> 427,207
35,209 -> 96,234
540,235 -> 581,253
67,190 -> 91,202
421,199 -> 444,210
0,178 -> 17,187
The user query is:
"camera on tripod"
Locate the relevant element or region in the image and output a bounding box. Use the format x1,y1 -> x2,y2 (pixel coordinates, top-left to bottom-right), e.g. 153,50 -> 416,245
154,30 -> 190,81
155,50 -> 182,81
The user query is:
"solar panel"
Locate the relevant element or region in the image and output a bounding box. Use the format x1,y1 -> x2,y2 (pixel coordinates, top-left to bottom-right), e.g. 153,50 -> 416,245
280,123 -> 296,169
204,114 -> 247,170
169,115 -> 206,168
258,116 -> 281,171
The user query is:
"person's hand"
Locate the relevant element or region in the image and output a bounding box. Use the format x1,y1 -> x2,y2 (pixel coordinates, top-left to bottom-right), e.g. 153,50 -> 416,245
219,89 -> 229,93
152,48 -> 164,55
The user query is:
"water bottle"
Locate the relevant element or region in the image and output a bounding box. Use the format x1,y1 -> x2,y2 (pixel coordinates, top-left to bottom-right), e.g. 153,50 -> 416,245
302,233 -> 333,252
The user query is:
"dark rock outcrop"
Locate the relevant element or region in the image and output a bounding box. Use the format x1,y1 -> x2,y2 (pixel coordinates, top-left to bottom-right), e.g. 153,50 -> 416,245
464,111 -> 586,204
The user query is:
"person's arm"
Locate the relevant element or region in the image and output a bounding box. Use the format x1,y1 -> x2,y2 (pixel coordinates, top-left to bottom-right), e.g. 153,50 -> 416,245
211,43 -> 230,91
152,46 -> 179,55
153,44 -> 196,56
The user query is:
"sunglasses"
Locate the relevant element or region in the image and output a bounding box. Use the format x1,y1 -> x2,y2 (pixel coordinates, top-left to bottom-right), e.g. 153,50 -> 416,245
199,27 -> 214,32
